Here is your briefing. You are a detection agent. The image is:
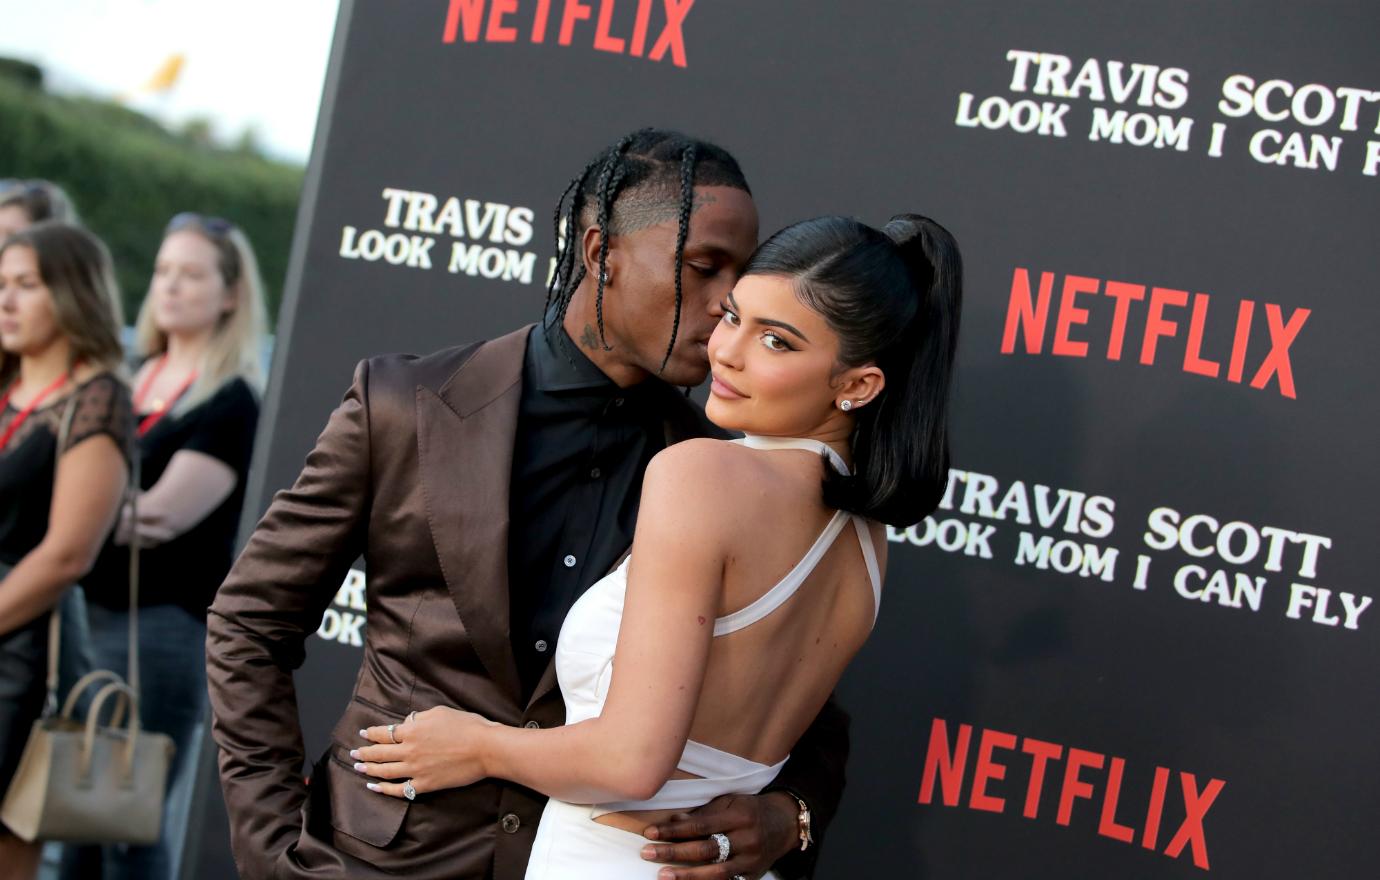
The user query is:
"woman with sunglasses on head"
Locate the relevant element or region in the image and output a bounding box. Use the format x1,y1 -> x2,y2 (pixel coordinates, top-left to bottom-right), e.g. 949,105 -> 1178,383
0,181 -> 80,242
62,213 -> 266,880
0,222 -> 132,880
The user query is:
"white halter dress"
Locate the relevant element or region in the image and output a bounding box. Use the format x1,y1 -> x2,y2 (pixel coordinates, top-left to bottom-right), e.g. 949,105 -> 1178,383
523,436 -> 883,879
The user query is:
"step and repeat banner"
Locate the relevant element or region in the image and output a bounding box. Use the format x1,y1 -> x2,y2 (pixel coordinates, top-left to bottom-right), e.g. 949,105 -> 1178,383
191,2 -> 1378,877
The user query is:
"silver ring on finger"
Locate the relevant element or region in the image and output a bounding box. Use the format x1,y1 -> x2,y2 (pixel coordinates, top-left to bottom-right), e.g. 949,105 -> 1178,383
710,832 -> 731,863
387,723 -> 398,743
403,779 -> 417,801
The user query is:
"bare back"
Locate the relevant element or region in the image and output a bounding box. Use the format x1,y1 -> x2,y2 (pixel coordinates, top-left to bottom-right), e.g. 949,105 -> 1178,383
599,437 -> 886,829
692,441 -> 883,760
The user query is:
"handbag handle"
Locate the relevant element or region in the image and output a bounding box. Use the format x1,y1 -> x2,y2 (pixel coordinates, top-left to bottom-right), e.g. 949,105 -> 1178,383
42,395 -> 80,714
42,386 -> 143,713
80,681 -> 140,785
61,670 -> 129,728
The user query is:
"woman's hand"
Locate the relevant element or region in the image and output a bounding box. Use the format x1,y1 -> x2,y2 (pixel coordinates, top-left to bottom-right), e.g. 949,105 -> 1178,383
113,502 -> 177,548
352,707 -> 498,799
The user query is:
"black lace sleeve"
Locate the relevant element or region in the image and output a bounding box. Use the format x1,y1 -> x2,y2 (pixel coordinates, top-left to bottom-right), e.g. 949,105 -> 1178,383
61,373 -> 135,465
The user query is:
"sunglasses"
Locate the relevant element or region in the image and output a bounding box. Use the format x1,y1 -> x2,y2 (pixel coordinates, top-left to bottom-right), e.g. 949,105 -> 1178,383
168,211 -> 235,237
0,181 -> 54,206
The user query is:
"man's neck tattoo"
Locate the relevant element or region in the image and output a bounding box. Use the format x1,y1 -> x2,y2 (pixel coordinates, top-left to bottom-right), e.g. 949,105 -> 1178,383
580,324 -> 601,351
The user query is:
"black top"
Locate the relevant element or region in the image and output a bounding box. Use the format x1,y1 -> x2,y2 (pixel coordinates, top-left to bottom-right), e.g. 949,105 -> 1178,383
84,377 -> 259,618
507,325 -> 689,696
0,373 -> 133,567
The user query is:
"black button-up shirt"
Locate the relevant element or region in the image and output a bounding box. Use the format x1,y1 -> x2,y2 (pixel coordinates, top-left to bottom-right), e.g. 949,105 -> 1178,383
507,325 -> 680,696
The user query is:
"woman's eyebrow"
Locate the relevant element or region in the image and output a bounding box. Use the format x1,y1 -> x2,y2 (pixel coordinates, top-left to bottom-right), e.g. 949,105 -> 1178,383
726,290 -> 810,343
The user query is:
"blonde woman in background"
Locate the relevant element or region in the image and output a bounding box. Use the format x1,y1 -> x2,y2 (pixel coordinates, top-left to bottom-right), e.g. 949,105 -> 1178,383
0,222 -> 132,880
64,213 -> 266,880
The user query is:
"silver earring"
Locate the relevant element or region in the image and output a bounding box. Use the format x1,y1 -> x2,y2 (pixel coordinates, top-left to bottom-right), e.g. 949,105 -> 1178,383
839,400 -> 853,412
599,270 -> 608,285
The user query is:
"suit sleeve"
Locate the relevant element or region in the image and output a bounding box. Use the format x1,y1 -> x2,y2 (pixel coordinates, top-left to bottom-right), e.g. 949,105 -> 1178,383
765,694 -> 851,878
205,360 -> 374,880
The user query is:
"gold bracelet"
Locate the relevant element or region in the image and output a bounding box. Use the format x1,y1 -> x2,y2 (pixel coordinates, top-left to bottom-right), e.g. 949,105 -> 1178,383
792,795 -> 813,852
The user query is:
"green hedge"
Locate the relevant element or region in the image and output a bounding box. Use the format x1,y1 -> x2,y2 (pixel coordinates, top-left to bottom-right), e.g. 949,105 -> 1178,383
0,67 -> 302,324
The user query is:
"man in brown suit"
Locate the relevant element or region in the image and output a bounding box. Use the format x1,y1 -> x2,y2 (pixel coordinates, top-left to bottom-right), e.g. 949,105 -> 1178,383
207,130 -> 849,880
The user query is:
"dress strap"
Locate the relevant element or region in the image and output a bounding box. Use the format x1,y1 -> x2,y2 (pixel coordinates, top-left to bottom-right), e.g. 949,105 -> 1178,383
714,509 -> 850,636
592,740 -> 787,816
734,434 -> 851,475
852,516 -> 884,621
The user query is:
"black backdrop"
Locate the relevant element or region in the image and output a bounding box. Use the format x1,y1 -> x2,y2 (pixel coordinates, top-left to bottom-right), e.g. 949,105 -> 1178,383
189,2 -> 1379,877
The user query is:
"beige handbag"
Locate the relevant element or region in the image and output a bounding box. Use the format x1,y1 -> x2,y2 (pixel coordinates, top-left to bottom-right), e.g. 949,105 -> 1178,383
0,395 -> 175,844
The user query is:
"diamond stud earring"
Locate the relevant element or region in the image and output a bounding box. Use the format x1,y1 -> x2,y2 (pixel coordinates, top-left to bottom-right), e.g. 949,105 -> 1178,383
840,400 -> 853,412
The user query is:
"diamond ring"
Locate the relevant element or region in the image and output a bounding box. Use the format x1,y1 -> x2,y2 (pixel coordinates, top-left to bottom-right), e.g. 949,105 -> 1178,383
710,832 -> 731,863
403,779 -> 417,801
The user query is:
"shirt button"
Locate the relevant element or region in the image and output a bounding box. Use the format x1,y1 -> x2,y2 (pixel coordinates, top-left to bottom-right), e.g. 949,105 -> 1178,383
534,639 -> 549,653
589,467 -> 602,479
613,397 -> 624,407
501,813 -> 521,834
563,555 -> 577,568
524,720 -> 541,729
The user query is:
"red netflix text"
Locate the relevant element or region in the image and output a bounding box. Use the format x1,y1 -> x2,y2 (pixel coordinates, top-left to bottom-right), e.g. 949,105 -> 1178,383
1000,268 -> 1310,399
443,0 -> 694,67
919,718 -> 1226,871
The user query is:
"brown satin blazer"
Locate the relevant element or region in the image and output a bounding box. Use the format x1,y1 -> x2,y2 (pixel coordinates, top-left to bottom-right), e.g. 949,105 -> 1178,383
206,325 -> 848,880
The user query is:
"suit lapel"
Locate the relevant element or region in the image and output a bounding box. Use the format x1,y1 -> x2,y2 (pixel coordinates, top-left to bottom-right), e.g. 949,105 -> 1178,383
416,326 -> 531,704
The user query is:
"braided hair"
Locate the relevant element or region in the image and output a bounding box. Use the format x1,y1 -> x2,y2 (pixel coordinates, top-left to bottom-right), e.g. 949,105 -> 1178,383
543,129 -> 750,371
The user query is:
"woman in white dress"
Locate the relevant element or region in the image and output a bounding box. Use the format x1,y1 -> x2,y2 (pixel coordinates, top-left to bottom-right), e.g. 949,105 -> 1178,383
352,213 -> 962,879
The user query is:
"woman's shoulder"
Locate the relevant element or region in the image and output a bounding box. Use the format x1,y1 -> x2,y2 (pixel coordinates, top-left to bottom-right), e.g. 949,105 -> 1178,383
204,375 -> 260,411
650,436 -> 754,471
645,438 -> 779,503
62,369 -> 133,455
69,368 -> 131,409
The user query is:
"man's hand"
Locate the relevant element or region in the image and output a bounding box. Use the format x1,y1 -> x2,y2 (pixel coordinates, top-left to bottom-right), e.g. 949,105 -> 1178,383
639,791 -> 798,880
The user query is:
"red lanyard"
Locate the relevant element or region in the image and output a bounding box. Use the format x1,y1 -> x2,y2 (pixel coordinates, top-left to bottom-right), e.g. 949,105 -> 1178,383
133,355 -> 196,437
0,368 -> 73,452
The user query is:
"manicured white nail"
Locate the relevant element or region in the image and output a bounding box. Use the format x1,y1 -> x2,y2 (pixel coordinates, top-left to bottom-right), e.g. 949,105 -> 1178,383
366,782 -> 380,792
358,729 -> 368,738
353,762 -> 366,772
349,749 -> 360,760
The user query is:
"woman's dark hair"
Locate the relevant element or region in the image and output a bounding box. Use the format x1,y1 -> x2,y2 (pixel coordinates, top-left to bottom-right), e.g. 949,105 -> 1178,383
744,214 -> 962,526
0,222 -> 124,387
544,128 -> 750,370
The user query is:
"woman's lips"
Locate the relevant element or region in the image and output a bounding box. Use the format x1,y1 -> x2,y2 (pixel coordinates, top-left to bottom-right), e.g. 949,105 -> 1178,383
710,374 -> 747,399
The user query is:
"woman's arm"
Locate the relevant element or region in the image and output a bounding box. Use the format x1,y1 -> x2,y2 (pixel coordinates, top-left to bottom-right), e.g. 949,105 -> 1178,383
0,434 -> 128,634
119,380 -> 257,547
115,450 -> 236,547
356,439 -> 733,803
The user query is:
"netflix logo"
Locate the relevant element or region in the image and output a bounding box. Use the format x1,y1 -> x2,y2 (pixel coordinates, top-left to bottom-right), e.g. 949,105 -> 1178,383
919,718 -> 1226,871
1000,268 -> 1311,399
443,0 -> 694,67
